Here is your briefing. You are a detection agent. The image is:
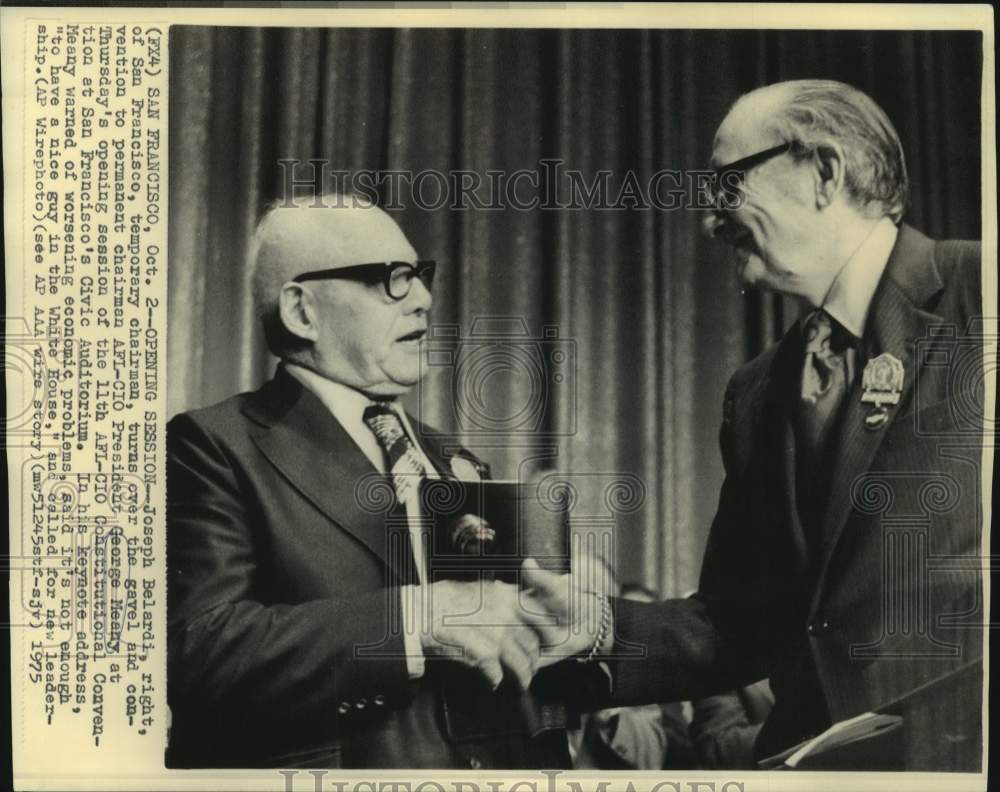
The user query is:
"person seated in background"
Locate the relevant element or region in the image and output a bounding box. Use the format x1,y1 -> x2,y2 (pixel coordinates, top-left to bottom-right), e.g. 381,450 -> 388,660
675,587 -> 774,769
568,580 -> 696,770
690,679 -> 775,769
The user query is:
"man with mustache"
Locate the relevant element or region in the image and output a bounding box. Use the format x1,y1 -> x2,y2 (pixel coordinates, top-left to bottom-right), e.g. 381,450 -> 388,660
525,79 -> 985,770
166,196 -> 567,769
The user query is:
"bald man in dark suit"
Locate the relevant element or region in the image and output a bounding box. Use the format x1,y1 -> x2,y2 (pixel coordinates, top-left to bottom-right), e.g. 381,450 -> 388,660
166,197 -> 568,769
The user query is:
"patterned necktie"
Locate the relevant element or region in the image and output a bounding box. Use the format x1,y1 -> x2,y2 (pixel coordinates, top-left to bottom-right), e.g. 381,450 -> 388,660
362,403 -> 428,502
796,310 -> 857,548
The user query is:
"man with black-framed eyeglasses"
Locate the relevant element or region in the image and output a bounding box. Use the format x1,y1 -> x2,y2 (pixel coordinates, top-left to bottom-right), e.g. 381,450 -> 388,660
292,258 -> 437,299
707,141 -> 794,212
165,196 -> 571,769
524,79 -> 984,771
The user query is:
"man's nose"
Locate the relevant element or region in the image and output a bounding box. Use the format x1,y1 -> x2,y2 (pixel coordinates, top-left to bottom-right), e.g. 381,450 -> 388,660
406,276 -> 433,313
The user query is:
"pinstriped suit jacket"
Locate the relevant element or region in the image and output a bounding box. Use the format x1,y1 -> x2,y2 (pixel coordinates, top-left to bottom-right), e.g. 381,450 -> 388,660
607,225 -> 985,764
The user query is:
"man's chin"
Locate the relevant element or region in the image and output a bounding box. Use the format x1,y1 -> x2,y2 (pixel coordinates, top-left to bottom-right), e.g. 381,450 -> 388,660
734,258 -> 755,286
370,365 -> 425,396
735,254 -> 769,288
365,374 -> 420,396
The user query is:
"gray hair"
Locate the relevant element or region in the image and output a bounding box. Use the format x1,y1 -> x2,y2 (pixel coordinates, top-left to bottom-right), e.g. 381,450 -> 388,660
762,80 -> 909,222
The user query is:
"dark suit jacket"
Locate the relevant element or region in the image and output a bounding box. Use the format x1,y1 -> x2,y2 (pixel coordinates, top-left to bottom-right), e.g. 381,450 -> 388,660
607,225 -> 985,765
166,367 -> 569,769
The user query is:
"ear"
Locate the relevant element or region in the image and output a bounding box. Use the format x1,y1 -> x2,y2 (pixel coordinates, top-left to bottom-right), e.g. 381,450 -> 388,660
277,282 -> 320,343
812,142 -> 846,209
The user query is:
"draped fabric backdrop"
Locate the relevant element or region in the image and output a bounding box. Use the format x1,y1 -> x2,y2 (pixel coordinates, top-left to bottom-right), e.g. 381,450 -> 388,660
167,28 -> 982,596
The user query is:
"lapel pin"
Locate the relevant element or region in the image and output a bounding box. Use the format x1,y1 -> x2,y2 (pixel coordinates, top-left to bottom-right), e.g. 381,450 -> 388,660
861,352 -> 904,430
449,455 -> 482,482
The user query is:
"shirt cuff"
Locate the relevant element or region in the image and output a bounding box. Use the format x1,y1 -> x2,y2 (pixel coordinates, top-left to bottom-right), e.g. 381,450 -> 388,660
400,585 -> 426,679
598,660 -> 613,690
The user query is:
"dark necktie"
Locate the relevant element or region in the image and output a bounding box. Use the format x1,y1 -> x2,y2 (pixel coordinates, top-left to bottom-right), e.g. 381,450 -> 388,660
363,403 -> 429,501
363,403 -> 429,584
796,310 -> 857,550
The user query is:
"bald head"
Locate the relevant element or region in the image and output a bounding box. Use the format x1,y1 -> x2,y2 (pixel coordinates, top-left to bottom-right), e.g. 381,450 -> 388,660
714,82 -> 793,159
704,81 -> 908,304
250,196 -> 417,356
714,79 -> 908,222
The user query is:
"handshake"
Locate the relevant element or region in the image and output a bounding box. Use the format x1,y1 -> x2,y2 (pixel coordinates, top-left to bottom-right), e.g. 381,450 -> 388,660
412,558 -> 616,691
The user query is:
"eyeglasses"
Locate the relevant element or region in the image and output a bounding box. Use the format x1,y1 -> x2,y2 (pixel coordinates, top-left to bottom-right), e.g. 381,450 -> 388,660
293,260 -> 436,300
709,142 -> 794,210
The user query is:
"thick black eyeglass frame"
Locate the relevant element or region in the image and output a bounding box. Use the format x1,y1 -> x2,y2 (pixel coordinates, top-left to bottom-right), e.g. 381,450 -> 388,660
710,142 -> 794,209
292,260 -> 436,300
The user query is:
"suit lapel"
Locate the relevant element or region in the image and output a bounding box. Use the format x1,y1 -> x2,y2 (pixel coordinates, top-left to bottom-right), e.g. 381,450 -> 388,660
407,417 -> 491,481
406,416 -> 452,477
813,225 -> 945,592
244,368 -> 416,583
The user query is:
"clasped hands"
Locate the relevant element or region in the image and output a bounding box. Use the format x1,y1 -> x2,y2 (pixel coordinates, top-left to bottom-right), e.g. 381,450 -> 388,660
415,558 -> 614,690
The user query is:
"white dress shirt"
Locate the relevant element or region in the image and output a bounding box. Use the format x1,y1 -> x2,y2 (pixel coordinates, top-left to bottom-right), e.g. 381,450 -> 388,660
820,217 -> 898,339
286,363 -> 436,678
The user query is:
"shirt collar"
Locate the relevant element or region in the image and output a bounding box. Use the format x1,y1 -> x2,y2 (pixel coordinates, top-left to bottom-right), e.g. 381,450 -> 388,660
285,363 -> 379,432
283,363 -> 438,477
819,217 -> 898,339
